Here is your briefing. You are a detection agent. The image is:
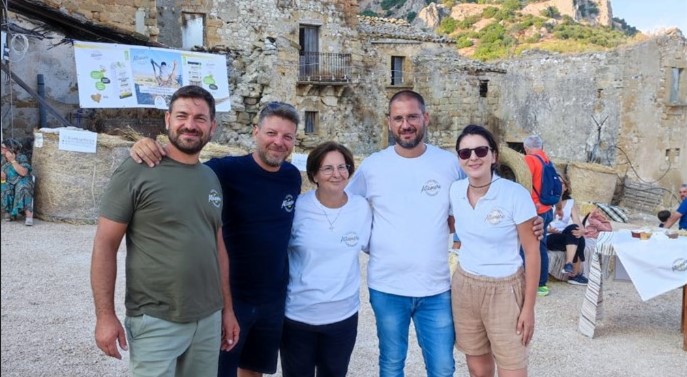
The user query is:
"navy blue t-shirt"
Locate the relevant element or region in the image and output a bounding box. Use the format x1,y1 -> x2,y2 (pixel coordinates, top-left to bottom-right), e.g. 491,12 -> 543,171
205,154 -> 301,304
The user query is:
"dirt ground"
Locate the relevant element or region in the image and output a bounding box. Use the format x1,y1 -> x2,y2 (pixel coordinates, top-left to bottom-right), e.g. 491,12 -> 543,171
2,217 -> 686,376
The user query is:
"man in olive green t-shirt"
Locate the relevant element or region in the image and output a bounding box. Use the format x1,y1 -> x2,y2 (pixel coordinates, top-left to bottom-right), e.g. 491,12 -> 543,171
90,86 -> 239,377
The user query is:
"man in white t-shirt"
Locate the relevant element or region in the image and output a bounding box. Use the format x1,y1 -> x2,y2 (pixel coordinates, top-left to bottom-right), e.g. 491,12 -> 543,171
347,90 -> 464,377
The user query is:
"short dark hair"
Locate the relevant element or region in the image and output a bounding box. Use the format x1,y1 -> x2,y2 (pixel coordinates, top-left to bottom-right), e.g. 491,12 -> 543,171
258,101 -> 300,129
306,141 -> 355,184
388,90 -> 426,114
1,138 -> 23,154
455,124 -> 500,172
168,85 -> 216,120
657,210 -> 671,222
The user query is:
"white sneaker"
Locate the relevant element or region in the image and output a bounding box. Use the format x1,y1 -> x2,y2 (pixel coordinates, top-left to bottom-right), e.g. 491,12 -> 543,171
24,218 -> 33,226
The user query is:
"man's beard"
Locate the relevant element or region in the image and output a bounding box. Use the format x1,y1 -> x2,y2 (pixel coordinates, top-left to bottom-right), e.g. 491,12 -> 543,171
392,126 -> 425,149
256,146 -> 287,167
168,128 -> 209,155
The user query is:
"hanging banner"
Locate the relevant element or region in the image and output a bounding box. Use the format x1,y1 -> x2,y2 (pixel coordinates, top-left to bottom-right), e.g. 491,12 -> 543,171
73,41 -> 231,111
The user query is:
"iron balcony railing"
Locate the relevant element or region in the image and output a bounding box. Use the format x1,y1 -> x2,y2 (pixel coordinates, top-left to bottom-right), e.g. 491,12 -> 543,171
298,52 -> 352,83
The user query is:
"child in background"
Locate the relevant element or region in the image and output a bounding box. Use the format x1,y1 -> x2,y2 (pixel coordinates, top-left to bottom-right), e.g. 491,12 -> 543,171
657,210 -> 671,227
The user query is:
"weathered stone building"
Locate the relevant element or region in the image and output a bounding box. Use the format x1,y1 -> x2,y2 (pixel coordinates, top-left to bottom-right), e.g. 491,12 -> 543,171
1,0 -> 685,210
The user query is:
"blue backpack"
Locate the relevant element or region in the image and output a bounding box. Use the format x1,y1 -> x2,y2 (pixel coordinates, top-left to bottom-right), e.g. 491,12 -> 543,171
533,155 -> 562,205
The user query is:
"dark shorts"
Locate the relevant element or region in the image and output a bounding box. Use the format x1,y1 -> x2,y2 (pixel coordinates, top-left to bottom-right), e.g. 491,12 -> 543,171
280,313 -> 358,377
218,297 -> 285,376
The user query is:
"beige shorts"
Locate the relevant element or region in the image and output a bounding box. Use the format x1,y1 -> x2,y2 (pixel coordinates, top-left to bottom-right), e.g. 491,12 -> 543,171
451,265 -> 528,370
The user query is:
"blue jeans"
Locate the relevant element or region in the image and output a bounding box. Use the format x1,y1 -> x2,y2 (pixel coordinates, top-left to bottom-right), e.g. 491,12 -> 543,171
539,210 -> 553,286
369,289 -> 455,377
522,211 -> 553,286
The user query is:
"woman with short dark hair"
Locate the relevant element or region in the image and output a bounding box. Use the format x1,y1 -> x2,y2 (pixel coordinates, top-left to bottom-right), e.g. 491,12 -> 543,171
280,141 -> 371,377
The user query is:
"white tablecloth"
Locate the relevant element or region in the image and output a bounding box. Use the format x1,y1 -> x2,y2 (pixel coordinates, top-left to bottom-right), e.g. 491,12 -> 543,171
578,230 -> 687,338
610,230 -> 687,301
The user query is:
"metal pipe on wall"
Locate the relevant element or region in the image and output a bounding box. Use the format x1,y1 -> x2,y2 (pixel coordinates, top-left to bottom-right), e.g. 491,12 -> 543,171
37,74 -> 46,129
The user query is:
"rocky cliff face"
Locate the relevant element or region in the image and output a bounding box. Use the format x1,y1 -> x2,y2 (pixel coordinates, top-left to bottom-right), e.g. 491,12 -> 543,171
362,0 -> 613,27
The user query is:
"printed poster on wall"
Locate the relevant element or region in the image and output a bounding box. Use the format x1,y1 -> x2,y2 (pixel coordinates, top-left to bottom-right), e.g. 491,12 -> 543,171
73,41 -> 230,111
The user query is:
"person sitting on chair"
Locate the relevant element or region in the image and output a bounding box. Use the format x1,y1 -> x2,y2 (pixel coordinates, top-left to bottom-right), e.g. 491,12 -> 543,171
546,174 -> 587,285
1,138 -> 35,226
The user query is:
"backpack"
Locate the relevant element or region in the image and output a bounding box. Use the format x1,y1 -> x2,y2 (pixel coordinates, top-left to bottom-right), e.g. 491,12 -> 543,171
532,155 -> 562,205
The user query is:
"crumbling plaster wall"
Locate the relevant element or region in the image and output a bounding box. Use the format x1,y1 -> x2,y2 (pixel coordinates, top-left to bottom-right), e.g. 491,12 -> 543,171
613,34 -> 687,191
493,51 -> 622,163
493,33 -> 686,192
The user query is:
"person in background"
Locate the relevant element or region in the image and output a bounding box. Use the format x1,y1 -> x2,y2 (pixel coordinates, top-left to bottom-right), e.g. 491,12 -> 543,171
662,184 -> 687,230
449,125 -> 539,377
91,85 -> 239,376
523,135 -> 555,297
130,101 -> 302,377
657,210 -> 671,228
1,138 -> 35,226
347,91 -> 544,377
280,141 -> 372,377
546,174 -> 588,286
346,90 -> 464,377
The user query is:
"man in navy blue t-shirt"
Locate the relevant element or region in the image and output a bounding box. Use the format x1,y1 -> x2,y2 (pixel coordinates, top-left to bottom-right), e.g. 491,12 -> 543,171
131,102 -> 302,377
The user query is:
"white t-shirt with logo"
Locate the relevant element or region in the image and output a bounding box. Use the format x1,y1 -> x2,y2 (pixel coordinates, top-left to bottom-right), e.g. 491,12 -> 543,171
449,175 -> 536,278
286,190 -> 372,325
347,145 -> 465,297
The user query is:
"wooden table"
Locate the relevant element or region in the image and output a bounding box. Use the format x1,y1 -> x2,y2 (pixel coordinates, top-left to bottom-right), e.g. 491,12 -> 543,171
683,285 -> 687,351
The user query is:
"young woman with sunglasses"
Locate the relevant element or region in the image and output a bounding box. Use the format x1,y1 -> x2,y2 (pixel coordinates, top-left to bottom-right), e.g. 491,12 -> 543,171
448,125 -> 540,377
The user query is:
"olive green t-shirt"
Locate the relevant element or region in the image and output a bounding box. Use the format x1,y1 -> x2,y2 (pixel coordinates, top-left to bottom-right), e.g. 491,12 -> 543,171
100,157 -> 224,323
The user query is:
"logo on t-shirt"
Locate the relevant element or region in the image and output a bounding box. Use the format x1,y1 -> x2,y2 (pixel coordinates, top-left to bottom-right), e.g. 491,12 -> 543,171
281,194 -> 296,213
485,208 -> 505,225
673,258 -> 687,272
421,179 -> 441,196
208,189 -> 222,208
341,232 -> 359,247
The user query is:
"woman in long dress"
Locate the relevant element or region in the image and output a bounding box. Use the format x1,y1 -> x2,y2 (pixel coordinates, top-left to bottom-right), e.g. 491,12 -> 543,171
2,138 -> 34,226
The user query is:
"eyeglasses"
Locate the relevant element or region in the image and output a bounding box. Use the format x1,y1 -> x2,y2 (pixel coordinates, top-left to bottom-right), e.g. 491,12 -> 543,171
457,146 -> 491,160
319,164 -> 350,176
389,114 -> 423,125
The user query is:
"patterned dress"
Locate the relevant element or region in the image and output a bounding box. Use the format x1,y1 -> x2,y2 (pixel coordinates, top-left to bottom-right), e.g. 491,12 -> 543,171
2,153 -> 34,218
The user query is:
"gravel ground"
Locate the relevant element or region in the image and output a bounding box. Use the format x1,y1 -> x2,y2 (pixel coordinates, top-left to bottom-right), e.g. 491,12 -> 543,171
2,218 -> 686,376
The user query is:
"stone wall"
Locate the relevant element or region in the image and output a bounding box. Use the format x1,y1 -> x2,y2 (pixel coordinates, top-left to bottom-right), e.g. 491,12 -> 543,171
3,1 -> 685,204
38,0 -> 158,38
492,31 -> 686,196
0,21 -> 78,138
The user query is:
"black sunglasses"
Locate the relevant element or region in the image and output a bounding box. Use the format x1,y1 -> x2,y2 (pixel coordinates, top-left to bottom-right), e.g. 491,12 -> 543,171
457,146 -> 491,160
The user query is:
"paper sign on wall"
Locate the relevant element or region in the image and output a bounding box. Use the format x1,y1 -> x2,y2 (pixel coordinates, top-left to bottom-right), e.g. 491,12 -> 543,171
58,129 -> 98,153
73,41 -> 231,111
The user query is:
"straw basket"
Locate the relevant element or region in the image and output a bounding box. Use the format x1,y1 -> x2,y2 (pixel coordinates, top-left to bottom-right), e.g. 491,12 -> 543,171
497,144 -> 532,193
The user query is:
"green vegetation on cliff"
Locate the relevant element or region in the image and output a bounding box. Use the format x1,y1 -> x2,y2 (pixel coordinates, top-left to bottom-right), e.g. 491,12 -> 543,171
361,0 -> 643,61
